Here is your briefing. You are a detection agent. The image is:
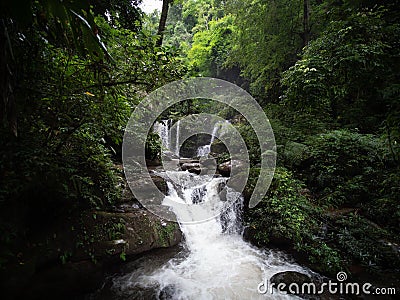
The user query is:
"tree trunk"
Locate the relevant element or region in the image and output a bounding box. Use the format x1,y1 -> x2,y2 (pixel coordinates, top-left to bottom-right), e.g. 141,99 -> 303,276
302,0 -> 310,47
156,0 -> 171,47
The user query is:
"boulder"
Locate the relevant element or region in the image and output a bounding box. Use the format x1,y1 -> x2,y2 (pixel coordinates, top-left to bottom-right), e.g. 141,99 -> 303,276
210,140 -> 227,154
270,271 -> 312,288
217,160 -> 247,177
151,175 -> 167,195
218,161 -> 231,176
270,271 -> 339,299
1,207 -> 182,300
181,162 -> 201,174
79,210 -> 182,260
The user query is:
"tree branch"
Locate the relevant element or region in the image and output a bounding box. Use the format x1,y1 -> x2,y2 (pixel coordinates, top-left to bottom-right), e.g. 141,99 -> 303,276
84,79 -> 151,89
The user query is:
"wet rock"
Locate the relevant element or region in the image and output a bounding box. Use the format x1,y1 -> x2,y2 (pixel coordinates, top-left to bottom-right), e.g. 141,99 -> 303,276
242,226 -> 257,244
181,162 -> 201,174
159,284 -> 176,300
210,140 -> 227,154
146,158 -> 162,166
151,175 -> 167,195
218,161 -> 231,176
270,271 -> 339,299
178,158 -> 199,165
217,160 -> 246,177
270,271 -> 312,288
199,157 -> 217,169
80,210 -> 182,259
162,151 -> 179,159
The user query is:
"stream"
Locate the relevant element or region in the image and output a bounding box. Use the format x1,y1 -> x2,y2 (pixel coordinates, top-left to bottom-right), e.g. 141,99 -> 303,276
90,120 -> 310,299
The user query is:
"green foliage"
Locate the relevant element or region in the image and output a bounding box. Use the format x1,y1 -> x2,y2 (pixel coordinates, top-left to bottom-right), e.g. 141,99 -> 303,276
156,222 -> 178,247
60,251 -> 72,264
363,167 -> 400,233
333,214 -> 400,270
246,167 -> 343,274
92,0 -> 143,32
146,133 -> 162,161
282,141 -> 310,169
282,7 -> 400,132
234,122 -> 260,166
188,15 -> 235,77
119,251 -> 127,261
0,0 -> 187,272
1,0 -> 111,60
304,130 -> 388,207
227,0 -> 307,99
0,4 -> 187,209
107,220 -> 125,240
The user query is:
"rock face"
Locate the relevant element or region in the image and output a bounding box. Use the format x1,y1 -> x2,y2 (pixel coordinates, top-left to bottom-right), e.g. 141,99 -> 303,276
152,175 -> 168,194
3,208 -> 182,300
80,210 -> 182,259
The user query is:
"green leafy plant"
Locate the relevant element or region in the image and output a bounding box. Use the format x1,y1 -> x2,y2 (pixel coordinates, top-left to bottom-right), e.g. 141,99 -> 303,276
304,130 -> 387,207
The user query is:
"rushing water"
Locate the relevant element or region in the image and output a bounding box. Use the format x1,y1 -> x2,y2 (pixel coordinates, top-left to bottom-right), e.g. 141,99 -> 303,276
196,122 -> 220,157
175,120 -> 181,157
92,167 -> 308,300
96,120 -> 309,299
154,120 -> 172,152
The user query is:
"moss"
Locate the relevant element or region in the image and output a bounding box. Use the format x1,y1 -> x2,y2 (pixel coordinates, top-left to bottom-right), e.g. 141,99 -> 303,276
156,222 -> 179,247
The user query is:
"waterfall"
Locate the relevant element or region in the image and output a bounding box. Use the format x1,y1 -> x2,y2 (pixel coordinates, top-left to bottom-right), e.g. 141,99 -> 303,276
108,168 -> 308,299
154,120 -> 171,152
175,120 -> 180,157
154,119 -> 181,157
196,122 -> 220,157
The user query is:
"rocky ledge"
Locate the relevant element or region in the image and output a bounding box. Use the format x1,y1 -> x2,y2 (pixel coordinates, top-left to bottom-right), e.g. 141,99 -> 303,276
2,203 -> 181,300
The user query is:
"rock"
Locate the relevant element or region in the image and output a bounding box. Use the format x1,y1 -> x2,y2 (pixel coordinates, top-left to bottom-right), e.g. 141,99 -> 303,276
13,260 -> 104,300
159,284 -> 176,300
162,151 -> 179,159
178,158 -> 199,165
214,181 -> 228,201
181,162 -> 201,174
151,175 -> 167,195
270,271 -> 339,299
270,271 -> 312,288
217,160 -> 246,177
218,161 -> 231,176
146,158 -> 161,166
242,226 -> 258,244
79,210 -> 182,260
267,233 -> 293,249
210,140 -> 227,154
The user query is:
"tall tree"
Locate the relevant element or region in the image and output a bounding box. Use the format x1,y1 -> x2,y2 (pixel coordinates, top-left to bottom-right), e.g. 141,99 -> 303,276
156,0 -> 172,46
302,0 -> 311,47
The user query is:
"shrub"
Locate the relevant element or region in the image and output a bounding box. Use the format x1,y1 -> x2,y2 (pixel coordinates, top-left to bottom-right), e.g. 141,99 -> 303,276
245,167 -> 343,275
304,129 -> 387,207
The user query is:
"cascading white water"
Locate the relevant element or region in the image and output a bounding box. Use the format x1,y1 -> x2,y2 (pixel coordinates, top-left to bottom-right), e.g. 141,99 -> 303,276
109,169 -> 309,299
154,120 -> 181,157
196,123 -> 220,157
175,120 -> 181,157
154,120 -> 171,152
